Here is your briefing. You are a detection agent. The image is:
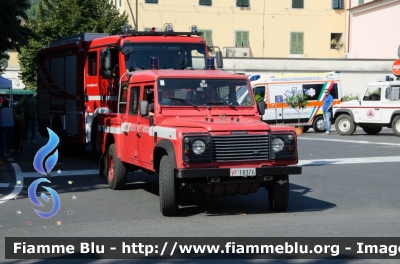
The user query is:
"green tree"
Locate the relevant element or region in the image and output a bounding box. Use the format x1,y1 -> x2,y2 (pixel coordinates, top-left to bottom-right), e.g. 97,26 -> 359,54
19,0 -> 129,90
26,0 -> 39,19
284,92 -> 309,128
0,0 -> 35,74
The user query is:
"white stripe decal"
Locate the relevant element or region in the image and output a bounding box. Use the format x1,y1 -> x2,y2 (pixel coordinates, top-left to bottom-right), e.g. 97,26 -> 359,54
102,126 -> 121,134
87,96 -> 117,101
298,156 -> 400,166
149,126 -> 177,140
298,137 -> 400,147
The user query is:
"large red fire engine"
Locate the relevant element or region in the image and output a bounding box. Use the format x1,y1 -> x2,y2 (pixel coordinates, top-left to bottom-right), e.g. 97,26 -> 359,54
37,28 -> 212,153
38,28 -> 302,216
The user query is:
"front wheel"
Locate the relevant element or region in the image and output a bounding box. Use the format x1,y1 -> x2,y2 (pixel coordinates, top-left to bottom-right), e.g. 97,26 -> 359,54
302,126 -> 310,133
312,116 -> 326,133
107,144 -> 127,190
267,175 -> 289,212
361,126 -> 382,135
392,116 -> 400,136
335,114 -> 355,136
159,155 -> 178,216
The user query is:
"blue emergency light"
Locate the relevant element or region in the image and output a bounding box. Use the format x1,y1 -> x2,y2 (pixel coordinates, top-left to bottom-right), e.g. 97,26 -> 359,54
206,58 -> 215,70
150,57 -> 159,70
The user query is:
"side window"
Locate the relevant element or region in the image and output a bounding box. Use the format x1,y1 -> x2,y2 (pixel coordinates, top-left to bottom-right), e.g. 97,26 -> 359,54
385,87 -> 391,100
129,86 -> 140,115
390,86 -> 400,101
330,83 -> 339,99
363,87 -> 381,101
303,84 -> 323,100
111,49 -> 120,79
88,52 -> 97,76
253,86 -> 265,98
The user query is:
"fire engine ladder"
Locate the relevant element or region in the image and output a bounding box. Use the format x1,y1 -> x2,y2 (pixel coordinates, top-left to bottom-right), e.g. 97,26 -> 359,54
117,73 -> 129,114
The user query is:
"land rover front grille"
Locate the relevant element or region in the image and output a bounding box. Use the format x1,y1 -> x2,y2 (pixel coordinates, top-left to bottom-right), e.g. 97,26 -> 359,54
211,135 -> 269,162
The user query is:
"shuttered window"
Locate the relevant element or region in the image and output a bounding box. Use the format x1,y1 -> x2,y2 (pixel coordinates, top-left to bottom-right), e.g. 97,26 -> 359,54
332,0 -> 344,9
145,0 -> 158,3
235,31 -> 249,47
290,32 -> 304,54
237,0 -> 249,7
199,0 -> 212,6
199,30 -> 213,47
292,0 -> 304,8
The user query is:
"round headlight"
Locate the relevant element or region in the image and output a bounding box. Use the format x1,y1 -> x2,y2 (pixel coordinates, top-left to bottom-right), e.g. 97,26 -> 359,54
288,134 -> 294,141
272,138 -> 284,152
192,140 -> 205,154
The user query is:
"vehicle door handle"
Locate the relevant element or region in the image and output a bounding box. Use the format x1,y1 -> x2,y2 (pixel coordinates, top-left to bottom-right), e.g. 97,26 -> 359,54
375,108 -> 380,110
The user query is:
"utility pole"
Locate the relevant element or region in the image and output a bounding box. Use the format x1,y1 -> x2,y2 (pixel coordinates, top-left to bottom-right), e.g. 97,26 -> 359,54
136,0 -> 138,30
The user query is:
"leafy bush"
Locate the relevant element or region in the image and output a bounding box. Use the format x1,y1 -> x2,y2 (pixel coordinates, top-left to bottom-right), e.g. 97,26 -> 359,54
254,94 -> 264,103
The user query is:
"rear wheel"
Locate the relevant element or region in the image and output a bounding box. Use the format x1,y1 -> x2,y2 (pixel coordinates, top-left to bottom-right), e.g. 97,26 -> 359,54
361,126 -> 382,135
107,144 -> 127,190
159,155 -> 178,216
392,116 -> 400,136
267,175 -> 289,212
312,116 -> 326,133
335,114 -> 355,136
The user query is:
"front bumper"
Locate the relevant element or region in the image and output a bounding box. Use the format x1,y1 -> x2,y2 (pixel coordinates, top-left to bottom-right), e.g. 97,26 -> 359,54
175,166 -> 302,179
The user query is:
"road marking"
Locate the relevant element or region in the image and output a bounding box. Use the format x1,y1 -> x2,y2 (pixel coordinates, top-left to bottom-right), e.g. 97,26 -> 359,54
0,164 -> 24,205
21,169 -> 99,178
298,156 -> 400,166
298,137 -> 400,147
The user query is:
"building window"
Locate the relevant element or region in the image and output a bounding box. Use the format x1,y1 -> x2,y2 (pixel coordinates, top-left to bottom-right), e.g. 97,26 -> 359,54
199,0 -> 212,6
358,0 -> 364,5
330,33 -> 343,50
235,31 -> 249,47
292,0 -> 304,9
237,0 -> 249,7
332,0 -> 344,9
290,32 -> 304,54
119,0 -> 121,7
145,0 -> 158,3
199,30 -> 213,47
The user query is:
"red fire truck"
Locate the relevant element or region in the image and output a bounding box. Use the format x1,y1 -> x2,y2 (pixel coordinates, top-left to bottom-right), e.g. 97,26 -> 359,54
37,29 -> 213,153
96,52 -> 302,216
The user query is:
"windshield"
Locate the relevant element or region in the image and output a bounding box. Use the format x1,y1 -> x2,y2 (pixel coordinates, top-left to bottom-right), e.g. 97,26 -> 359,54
124,43 -> 206,70
156,79 -> 254,107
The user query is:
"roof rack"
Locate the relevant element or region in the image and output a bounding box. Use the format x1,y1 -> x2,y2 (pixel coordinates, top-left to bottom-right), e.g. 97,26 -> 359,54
121,31 -> 203,37
50,33 -> 109,47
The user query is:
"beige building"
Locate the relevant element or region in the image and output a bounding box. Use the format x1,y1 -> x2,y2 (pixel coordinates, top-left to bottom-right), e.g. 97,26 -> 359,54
116,0 -> 347,58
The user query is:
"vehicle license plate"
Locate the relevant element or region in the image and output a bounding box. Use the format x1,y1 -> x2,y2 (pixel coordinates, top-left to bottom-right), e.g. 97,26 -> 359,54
230,168 -> 256,177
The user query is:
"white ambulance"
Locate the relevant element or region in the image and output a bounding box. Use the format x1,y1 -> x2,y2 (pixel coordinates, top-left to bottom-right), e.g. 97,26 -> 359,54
240,71 -> 343,132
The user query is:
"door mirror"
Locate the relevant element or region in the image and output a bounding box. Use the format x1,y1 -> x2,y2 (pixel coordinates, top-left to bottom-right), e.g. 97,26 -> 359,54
140,100 -> 149,116
257,101 -> 265,115
100,47 -> 112,79
215,50 -> 223,69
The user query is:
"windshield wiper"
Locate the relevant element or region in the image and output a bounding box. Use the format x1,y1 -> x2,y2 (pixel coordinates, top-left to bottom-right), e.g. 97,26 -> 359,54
167,97 -> 198,108
204,101 -> 236,109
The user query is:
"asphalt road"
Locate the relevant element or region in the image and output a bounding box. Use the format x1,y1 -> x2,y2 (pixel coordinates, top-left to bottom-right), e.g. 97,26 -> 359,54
1,127 -> 400,264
